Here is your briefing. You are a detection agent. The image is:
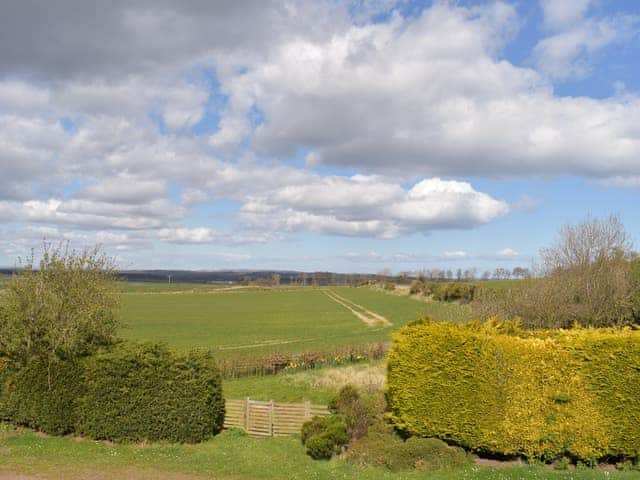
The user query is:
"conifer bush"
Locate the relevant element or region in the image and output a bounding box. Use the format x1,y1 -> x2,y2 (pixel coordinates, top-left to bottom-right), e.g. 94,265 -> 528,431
387,319 -> 640,461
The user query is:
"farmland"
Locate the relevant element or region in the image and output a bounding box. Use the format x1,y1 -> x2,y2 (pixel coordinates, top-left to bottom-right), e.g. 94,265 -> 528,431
119,286 -> 469,356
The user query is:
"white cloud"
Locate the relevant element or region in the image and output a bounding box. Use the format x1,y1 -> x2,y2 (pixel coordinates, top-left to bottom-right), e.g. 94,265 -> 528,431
1,0 -> 639,263
239,176 -> 508,238
540,0 -> 592,30
497,248 -> 519,257
534,1 -> 640,81
208,2 -> 640,179
443,250 -> 468,258
597,176 -> 640,188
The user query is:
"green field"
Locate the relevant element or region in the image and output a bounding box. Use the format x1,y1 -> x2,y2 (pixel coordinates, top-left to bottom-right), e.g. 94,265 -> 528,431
119,287 -> 462,356
120,281 -> 232,293
224,360 -> 386,403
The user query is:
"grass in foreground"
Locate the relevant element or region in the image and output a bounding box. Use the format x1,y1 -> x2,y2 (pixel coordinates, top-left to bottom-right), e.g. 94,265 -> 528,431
1,424 -> 636,480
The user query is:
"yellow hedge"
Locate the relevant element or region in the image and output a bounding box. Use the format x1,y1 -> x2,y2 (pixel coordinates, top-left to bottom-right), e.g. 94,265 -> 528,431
386,319 -> 640,461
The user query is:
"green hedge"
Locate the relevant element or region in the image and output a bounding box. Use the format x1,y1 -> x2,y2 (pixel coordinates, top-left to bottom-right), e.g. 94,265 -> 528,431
0,358 -> 82,435
0,343 -> 225,443
76,343 -> 224,442
387,319 -> 640,461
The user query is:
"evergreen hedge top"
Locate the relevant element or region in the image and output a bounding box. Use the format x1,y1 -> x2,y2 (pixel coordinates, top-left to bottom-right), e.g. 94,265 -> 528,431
387,319 -> 640,462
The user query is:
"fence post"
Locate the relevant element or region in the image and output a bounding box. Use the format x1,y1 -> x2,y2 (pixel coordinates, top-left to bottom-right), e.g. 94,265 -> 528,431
304,400 -> 311,420
269,400 -> 274,437
244,397 -> 250,432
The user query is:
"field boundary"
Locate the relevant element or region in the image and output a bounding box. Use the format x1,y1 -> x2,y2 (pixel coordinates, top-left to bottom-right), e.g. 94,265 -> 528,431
224,398 -> 330,436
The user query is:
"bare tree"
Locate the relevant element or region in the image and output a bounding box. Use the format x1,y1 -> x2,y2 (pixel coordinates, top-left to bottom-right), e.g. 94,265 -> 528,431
474,215 -> 639,328
541,214 -> 633,272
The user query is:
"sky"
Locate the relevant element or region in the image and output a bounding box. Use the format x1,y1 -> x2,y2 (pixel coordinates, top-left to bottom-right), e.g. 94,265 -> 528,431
0,0 -> 639,274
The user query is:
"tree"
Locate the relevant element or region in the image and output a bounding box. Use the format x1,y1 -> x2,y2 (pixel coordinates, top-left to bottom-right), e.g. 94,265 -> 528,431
0,243 -> 120,387
473,215 -> 639,328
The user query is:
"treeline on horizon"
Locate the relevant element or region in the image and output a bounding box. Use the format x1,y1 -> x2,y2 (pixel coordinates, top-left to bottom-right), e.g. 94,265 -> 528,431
0,267 -> 531,286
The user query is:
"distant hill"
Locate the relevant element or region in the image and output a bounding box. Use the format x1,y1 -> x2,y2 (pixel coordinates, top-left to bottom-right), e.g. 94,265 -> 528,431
0,268 -> 379,286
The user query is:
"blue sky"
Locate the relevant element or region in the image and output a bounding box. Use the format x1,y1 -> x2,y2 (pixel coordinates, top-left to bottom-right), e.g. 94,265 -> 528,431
0,0 -> 639,274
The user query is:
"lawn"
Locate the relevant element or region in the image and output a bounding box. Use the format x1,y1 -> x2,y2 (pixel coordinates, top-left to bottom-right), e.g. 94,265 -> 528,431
119,287 -> 443,356
1,425 -> 636,480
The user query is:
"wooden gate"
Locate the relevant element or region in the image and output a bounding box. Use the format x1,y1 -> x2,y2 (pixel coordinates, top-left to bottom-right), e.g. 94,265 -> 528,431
224,398 -> 330,437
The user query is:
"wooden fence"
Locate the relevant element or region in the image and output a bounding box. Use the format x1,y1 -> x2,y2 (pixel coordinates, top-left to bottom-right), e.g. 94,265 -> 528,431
224,398 -> 330,437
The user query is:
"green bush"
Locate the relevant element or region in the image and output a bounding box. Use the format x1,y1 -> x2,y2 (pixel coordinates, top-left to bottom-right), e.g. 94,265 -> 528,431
426,282 -> 476,303
0,342 -> 224,443
75,342 -> 224,443
347,421 -> 468,471
328,384 -> 383,440
0,357 -> 83,435
387,320 -> 640,461
301,415 -> 349,460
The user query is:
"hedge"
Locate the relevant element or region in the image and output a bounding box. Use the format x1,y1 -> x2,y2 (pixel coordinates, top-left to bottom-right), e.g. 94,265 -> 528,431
0,342 -> 225,443
76,343 -> 224,442
387,319 -> 640,461
0,357 -> 82,434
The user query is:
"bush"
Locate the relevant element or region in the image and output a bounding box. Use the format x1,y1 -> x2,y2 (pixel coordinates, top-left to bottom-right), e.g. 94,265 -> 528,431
75,342 -> 224,443
0,342 -> 225,443
301,415 -> 349,460
426,282 -> 476,303
0,357 -> 83,434
347,421 -> 468,471
328,384 -> 384,440
409,280 -> 424,295
387,320 -> 640,461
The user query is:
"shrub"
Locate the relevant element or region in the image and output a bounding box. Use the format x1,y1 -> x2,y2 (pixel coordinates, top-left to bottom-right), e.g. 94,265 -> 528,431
0,357 -> 83,434
328,384 -> 384,440
75,342 -> 224,443
347,421 -> 468,471
409,280 -> 424,295
426,282 -> 476,303
301,415 -> 349,460
387,320 -> 640,461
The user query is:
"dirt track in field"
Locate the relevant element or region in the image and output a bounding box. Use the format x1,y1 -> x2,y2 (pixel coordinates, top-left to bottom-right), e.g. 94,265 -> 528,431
0,469 -> 211,480
324,290 -> 392,327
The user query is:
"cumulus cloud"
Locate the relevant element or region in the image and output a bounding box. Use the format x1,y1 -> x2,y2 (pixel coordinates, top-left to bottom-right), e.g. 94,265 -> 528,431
208,2 -> 640,178
497,248 -> 519,257
239,177 -> 508,238
0,0 -> 638,263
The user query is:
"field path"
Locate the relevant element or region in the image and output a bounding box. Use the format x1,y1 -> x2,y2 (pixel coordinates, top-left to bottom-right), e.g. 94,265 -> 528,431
324,290 -> 392,327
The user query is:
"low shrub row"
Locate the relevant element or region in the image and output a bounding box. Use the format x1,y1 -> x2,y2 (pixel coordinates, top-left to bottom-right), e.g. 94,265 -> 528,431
410,281 -> 476,303
387,319 -> 640,462
217,342 -> 388,378
0,342 -> 224,443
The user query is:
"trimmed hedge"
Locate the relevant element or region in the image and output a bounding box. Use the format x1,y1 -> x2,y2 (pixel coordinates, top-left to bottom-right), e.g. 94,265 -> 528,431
76,343 -> 224,442
0,358 -> 82,434
387,319 -> 640,461
0,343 -> 224,443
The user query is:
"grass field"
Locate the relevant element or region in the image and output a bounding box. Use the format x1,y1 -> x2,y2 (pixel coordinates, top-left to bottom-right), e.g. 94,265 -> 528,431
224,360 -> 386,403
119,287 -> 466,356
120,281 -> 232,293
1,424 -> 636,480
